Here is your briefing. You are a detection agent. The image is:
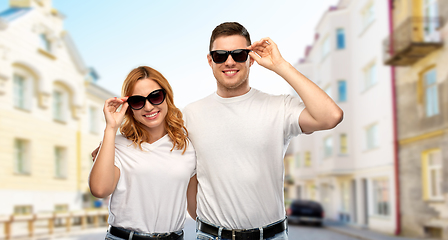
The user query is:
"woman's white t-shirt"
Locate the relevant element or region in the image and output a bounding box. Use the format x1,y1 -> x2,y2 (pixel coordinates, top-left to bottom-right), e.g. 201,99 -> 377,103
108,134 -> 196,233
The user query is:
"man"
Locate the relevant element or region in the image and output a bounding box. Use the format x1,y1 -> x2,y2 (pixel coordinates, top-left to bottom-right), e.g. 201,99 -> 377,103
183,22 -> 343,240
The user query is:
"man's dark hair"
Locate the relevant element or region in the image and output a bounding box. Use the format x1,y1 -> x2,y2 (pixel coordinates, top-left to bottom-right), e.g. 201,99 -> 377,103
209,22 -> 251,51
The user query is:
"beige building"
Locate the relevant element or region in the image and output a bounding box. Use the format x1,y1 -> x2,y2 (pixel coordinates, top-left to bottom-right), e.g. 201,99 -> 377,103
287,0 -> 399,235
384,0 -> 448,239
0,0 -> 114,216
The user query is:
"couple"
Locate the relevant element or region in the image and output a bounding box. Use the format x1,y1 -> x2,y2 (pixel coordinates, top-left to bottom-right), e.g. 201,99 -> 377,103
89,22 -> 343,240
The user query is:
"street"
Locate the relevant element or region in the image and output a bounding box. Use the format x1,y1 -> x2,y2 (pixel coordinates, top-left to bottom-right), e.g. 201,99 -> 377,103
54,218 -> 358,240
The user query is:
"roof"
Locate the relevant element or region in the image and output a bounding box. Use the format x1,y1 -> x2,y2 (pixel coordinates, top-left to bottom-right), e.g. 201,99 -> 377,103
0,7 -> 32,22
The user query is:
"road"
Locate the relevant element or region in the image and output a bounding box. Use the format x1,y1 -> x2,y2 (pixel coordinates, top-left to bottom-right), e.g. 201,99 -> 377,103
54,218 -> 358,240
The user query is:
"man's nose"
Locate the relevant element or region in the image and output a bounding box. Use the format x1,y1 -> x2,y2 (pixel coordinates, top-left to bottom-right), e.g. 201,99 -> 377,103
224,54 -> 236,66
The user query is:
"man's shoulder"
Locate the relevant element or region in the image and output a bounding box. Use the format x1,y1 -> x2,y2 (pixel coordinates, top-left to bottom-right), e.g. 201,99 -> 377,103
251,88 -> 289,102
184,93 -> 215,111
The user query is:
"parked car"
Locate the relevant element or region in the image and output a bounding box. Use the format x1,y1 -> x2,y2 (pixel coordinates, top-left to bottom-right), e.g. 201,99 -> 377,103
287,199 -> 324,226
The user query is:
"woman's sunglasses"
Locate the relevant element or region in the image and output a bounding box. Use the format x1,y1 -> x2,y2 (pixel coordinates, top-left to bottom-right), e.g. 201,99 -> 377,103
127,89 -> 166,110
209,49 -> 251,64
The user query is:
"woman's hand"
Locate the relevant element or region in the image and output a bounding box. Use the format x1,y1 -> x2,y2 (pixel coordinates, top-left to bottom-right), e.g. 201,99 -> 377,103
103,97 -> 129,131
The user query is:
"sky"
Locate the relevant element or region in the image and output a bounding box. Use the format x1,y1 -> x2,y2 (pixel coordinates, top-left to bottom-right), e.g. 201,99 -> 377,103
2,0 -> 340,108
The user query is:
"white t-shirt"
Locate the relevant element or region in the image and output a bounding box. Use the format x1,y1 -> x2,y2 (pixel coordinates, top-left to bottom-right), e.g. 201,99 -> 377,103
183,88 -> 305,229
108,134 -> 196,233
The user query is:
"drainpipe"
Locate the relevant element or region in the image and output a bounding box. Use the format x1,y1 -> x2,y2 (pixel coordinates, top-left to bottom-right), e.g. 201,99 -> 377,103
387,0 -> 401,236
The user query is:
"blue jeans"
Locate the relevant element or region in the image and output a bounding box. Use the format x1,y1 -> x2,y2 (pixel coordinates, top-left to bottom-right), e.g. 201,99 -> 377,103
195,218 -> 288,240
105,226 -> 184,240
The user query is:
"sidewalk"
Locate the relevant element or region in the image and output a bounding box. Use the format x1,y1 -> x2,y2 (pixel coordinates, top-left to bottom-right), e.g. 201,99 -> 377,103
324,220 -> 424,240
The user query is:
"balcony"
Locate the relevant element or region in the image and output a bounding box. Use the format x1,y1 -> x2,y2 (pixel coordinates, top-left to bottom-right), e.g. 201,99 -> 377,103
383,17 -> 443,66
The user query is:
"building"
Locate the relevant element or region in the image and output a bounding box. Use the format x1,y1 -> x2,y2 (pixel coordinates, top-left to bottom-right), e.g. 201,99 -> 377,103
0,0 -> 113,216
384,0 -> 448,238
287,0 -> 399,235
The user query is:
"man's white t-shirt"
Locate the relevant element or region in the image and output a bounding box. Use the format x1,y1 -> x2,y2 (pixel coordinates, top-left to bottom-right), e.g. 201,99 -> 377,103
183,88 -> 305,229
108,134 -> 196,233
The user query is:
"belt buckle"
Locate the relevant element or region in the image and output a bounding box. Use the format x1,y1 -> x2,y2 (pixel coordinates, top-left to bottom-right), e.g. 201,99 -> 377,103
232,229 -> 236,240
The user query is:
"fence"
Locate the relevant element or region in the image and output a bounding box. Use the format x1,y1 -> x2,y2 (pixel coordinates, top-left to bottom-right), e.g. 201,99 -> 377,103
0,208 -> 108,239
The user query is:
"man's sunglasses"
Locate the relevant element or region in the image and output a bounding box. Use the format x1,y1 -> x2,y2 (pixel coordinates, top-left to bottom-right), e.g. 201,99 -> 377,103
209,49 -> 251,64
127,89 -> 166,110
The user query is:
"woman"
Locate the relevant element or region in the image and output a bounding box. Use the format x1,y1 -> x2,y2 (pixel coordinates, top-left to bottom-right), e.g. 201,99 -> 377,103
89,66 -> 197,240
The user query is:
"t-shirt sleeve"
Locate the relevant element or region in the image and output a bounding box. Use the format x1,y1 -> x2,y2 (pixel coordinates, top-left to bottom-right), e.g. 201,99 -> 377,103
283,94 -> 306,139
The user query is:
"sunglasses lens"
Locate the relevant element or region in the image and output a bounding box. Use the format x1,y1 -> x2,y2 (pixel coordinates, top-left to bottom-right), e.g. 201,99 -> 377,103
231,49 -> 249,62
128,96 -> 146,110
148,90 -> 165,105
211,51 -> 228,63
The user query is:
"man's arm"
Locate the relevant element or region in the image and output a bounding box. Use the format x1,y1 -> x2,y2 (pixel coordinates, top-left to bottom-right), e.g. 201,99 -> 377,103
248,37 -> 343,133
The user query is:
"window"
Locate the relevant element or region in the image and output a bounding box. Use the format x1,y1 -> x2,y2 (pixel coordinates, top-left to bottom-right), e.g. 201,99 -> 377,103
372,179 -> 390,216
336,28 -> 345,49
14,139 -> 30,174
366,123 -> 379,150
304,151 -> 311,167
294,153 -> 301,168
53,86 -> 68,122
362,2 -> 375,30
40,33 -> 52,53
424,69 -> 439,117
362,62 -> 377,91
321,36 -> 330,60
54,147 -> 66,178
13,74 -> 30,110
55,204 -> 69,213
423,149 -> 442,200
89,106 -> 98,133
340,181 -> 350,212
338,80 -> 347,102
340,134 -> 348,154
53,91 -> 63,121
14,205 -> 33,215
324,136 -> 333,158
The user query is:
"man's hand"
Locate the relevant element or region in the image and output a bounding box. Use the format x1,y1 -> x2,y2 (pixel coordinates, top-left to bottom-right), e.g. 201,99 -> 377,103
91,145 -> 100,162
247,37 -> 288,72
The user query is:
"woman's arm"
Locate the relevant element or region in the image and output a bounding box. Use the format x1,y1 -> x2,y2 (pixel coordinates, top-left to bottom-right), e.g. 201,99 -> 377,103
88,97 -> 128,198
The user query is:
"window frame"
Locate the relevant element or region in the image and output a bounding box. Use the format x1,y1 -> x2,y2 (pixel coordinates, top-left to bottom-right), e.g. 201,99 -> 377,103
54,146 -> 67,179
362,61 -> 377,92
336,28 -> 345,49
52,85 -> 69,122
365,123 -> 379,151
372,178 -> 390,217
338,80 -> 347,102
14,138 -> 31,175
422,149 -> 443,200
423,68 -> 439,117
13,71 -> 33,111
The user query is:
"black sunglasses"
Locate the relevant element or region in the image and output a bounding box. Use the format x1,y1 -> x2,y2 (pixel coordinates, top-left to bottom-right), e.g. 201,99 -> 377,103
127,89 -> 166,110
209,49 -> 251,64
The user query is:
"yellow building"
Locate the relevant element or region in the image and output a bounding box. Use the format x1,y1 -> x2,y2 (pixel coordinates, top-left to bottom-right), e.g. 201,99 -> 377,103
0,0 -> 114,216
384,0 -> 448,239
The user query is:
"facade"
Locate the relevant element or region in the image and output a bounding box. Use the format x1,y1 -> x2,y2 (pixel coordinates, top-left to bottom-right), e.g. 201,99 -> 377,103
384,0 -> 448,239
0,0 -> 113,216
287,0 -> 398,234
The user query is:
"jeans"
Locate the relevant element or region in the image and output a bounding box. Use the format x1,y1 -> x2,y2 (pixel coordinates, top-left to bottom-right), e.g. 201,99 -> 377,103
195,218 -> 288,240
105,226 -> 184,240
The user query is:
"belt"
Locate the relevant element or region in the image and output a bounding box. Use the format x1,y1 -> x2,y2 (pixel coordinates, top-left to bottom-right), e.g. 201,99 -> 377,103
197,218 -> 287,240
109,226 -> 183,240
